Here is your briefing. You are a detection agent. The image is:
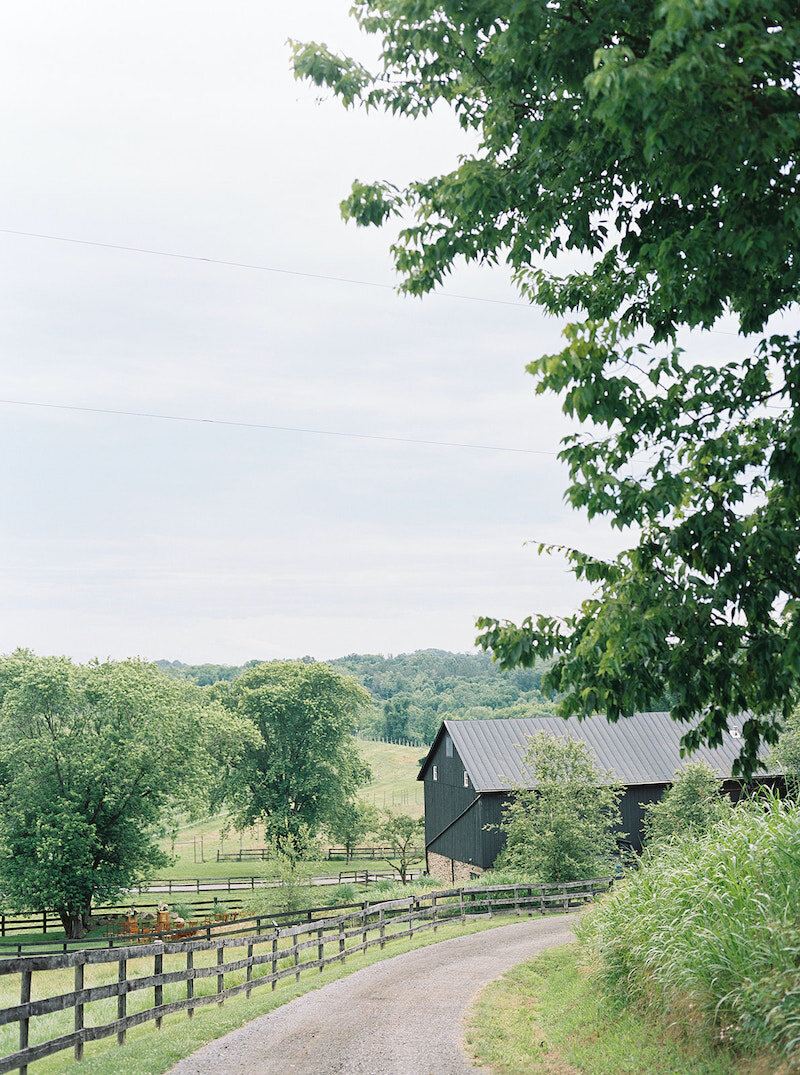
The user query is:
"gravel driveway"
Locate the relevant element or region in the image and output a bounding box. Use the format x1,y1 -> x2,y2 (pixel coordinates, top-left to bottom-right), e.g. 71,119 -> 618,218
169,916 -> 574,1074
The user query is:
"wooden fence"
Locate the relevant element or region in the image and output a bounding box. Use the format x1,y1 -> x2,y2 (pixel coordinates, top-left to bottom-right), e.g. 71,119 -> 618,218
0,872 -> 425,941
0,879 -> 611,1074
214,845 -> 423,862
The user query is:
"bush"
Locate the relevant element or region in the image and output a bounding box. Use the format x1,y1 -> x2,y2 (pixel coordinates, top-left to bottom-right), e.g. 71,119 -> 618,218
578,793 -> 800,1062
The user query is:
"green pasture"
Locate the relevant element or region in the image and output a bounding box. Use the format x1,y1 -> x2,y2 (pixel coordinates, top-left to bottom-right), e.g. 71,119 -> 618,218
158,739 -> 424,880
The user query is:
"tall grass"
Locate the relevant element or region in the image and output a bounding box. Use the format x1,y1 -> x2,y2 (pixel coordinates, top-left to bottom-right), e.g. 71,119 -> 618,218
578,793 -> 800,1062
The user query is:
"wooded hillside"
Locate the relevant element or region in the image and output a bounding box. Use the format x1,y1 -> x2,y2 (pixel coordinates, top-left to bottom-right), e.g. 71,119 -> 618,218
157,650 -> 558,744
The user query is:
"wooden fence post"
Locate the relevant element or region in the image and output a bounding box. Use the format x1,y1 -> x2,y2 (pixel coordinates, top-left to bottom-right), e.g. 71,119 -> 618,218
271,933 -> 278,990
317,927 -> 324,971
155,948 -> 164,1028
514,886 -> 520,917
74,959 -> 84,1061
246,941 -> 254,996
187,949 -> 194,1018
409,897 -> 416,938
217,946 -> 225,1004
293,928 -> 300,982
379,908 -> 386,949
338,919 -> 345,961
19,967 -> 32,1075
432,893 -> 438,932
460,888 -> 465,924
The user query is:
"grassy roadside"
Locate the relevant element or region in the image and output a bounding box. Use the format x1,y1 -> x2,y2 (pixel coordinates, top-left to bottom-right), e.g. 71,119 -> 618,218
24,914 -> 524,1075
465,944 -> 765,1075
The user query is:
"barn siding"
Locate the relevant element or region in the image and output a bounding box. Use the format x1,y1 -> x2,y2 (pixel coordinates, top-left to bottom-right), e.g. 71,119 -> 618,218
422,733 -> 481,866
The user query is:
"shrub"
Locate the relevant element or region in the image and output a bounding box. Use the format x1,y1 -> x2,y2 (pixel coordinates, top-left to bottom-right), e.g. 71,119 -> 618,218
578,793 -> 800,1062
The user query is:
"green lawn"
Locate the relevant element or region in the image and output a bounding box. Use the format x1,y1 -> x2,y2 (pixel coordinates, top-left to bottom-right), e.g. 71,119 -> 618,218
157,739 -> 424,881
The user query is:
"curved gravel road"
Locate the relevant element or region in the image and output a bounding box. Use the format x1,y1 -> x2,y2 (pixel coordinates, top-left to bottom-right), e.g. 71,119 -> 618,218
169,916 -> 574,1074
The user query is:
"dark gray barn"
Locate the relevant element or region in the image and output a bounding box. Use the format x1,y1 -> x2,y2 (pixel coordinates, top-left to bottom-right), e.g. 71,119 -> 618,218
417,713 -> 783,884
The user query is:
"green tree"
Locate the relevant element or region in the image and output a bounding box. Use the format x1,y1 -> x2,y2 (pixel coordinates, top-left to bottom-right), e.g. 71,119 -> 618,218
383,696 -> 410,740
641,761 -> 731,848
771,710 -> 800,796
496,732 -> 623,883
327,799 -> 379,863
0,651 -> 248,938
225,661 -> 372,859
378,811 -> 424,884
293,2 -> 800,774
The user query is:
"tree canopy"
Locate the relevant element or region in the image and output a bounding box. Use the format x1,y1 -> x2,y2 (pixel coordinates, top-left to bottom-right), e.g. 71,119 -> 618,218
0,652 -> 247,937
497,731 -> 623,882
294,2 -> 800,774
641,761 -> 732,848
223,661 -> 372,857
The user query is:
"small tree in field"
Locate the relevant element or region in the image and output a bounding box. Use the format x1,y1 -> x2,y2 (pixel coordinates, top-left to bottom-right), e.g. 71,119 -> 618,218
379,812 -> 424,885
497,732 -> 623,883
642,762 -> 731,849
327,800 -> 379,864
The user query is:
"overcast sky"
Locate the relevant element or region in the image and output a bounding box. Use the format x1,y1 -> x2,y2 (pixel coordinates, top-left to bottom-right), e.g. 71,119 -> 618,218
0,2 -> 787,665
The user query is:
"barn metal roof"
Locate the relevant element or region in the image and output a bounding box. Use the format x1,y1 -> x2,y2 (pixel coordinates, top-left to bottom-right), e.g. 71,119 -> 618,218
418,713 -> 779,791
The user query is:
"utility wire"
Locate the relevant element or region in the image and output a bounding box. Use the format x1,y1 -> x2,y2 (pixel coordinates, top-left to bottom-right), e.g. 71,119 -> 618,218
0,227 -> 772,337
0,227 -> 530,309
0,397 -> 559,456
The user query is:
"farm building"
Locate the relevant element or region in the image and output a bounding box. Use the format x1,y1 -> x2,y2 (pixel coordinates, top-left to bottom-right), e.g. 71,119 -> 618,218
417,713 -> 783,884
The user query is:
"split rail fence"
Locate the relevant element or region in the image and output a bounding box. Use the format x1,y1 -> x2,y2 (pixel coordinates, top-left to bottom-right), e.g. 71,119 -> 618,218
0,878 -> 612,1074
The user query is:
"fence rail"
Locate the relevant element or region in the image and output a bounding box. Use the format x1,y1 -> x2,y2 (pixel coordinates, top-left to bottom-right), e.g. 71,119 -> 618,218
214,846 -> 424,862
0,879 -> 612,1074
0,871 -> 425,938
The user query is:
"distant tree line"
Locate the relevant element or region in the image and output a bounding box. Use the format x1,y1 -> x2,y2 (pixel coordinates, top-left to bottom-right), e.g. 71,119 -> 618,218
158,649 -> 564,743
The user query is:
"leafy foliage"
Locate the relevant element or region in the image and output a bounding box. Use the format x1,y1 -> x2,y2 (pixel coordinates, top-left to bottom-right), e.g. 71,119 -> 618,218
293,2 -> 800,773
160,650 -> 559,743
496,732 -> 623,883
223,661 -> 372,858
579,794 -> 800,1062
642,761 -> 731,847
326,799 -> 380,863
0,651 -> 247,937
771,705 -> 800,795
378,811 -> 425,883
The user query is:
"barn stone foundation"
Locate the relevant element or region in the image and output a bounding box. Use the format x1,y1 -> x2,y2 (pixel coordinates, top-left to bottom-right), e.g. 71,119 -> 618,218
427,851 -> 483,886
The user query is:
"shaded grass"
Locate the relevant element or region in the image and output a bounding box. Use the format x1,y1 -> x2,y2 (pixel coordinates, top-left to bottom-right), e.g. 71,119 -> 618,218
466,944 -> 761,1074
3,915 -> 523,1074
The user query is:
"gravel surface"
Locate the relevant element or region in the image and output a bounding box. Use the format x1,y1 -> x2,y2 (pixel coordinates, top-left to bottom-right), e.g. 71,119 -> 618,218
168,916 -> 574,1074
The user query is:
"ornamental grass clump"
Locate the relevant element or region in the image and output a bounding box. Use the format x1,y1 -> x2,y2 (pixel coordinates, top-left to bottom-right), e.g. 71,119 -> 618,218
578,793 -> 800,1061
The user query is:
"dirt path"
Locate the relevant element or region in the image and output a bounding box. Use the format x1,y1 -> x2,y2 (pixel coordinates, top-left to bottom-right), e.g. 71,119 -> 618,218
168,916 -> 574,1074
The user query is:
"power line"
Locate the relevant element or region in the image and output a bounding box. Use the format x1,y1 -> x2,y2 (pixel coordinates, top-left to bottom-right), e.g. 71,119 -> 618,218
0,397 -> 559,456
0,227 -> 531,309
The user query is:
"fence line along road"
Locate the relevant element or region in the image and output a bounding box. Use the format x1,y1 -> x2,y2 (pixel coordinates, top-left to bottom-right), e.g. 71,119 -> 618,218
0,878 -> 612,1075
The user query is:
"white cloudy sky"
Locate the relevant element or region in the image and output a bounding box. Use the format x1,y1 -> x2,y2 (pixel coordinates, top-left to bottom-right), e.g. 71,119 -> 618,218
0,1 -> 780,664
